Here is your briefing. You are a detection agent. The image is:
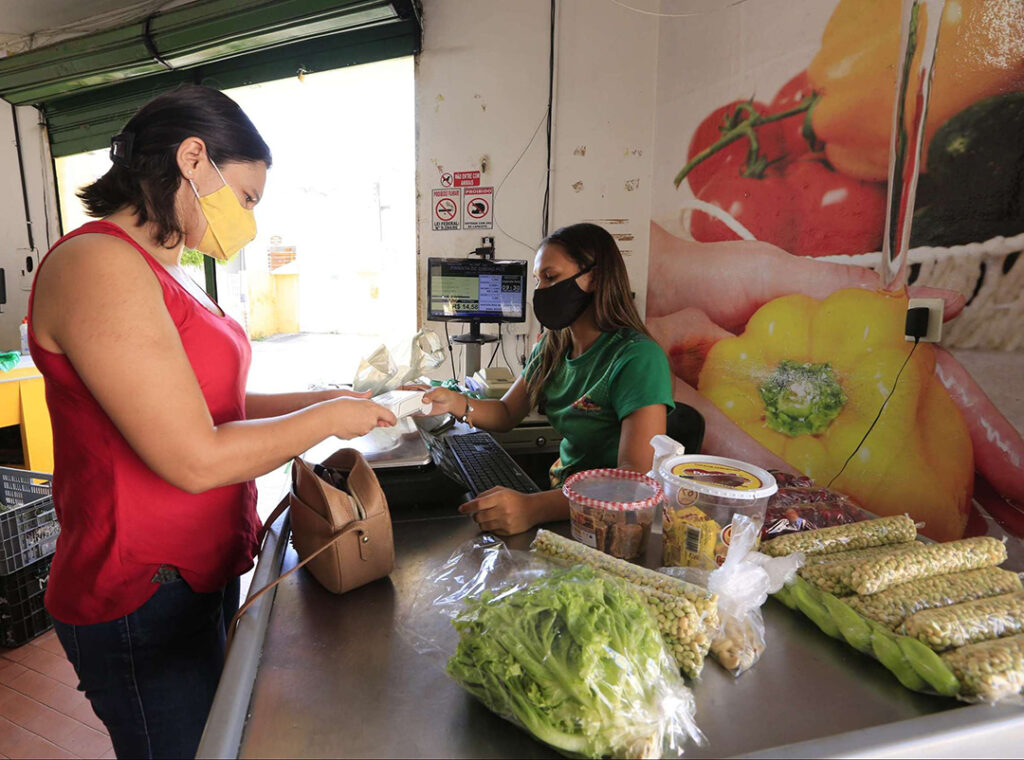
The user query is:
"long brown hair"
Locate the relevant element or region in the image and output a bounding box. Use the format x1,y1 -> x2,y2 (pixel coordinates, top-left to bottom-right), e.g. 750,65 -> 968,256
526,223 -> 651,410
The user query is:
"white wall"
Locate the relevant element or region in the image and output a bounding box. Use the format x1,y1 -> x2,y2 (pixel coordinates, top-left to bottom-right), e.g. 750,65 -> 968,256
416,0 -> 660,377
0,105 -> 61,351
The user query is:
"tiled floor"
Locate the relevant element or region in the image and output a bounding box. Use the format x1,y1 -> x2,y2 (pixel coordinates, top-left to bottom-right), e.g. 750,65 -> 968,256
0,631 -> 114,759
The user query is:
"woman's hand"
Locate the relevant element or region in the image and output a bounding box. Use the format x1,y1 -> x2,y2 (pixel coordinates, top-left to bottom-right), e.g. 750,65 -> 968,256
421,387 -> 468,418
460,487 -> 540,535
328,398 -> 397,440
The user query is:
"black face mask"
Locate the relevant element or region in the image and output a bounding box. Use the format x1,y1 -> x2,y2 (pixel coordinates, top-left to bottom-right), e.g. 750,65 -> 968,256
533,266 -> 594,330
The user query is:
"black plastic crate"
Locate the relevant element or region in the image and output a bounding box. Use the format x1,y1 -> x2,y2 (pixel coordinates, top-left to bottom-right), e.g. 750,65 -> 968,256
0,468 -> 59,576
0,590 -> 53,648
0,555 -> 51,611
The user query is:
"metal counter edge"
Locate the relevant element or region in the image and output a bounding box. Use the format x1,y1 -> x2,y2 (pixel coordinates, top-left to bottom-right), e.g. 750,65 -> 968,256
196,507 -> 290,760
738,702 -> 1024,759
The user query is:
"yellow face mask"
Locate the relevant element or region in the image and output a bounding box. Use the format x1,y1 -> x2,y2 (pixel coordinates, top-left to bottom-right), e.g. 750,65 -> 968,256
188,160 -> 256,261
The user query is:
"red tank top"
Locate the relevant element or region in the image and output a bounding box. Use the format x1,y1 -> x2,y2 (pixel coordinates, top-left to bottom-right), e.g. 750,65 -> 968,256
29,221 -> 260,625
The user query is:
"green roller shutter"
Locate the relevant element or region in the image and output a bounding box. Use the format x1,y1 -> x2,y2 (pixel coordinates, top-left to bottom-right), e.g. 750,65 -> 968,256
43,17 -> 420,157
0,0 -> 420,157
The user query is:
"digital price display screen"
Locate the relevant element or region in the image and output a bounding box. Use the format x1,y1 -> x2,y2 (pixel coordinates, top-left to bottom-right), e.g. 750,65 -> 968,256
427,258 -> 528,323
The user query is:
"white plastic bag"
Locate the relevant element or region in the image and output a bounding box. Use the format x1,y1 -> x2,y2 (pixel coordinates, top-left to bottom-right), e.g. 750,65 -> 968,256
660,515 -> 803,675
352,329 -> 446,394
401,536 -> 704,759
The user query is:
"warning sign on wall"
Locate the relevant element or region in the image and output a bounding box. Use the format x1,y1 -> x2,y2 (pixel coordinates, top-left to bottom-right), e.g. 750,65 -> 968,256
464,186 -> 494,230
432,188 -> 461,231
454,171 -> 481,187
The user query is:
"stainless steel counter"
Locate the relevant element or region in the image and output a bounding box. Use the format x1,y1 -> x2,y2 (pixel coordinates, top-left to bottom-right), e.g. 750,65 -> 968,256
199,503 -> 1024,759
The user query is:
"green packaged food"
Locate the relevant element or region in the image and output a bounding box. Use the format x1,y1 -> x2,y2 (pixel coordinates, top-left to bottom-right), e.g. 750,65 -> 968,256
900,591 -> 1024,651
762,515 -> 916,558
850,537 -> 1007,596
942,634 -> 1024,702
846,567 -> 1024,629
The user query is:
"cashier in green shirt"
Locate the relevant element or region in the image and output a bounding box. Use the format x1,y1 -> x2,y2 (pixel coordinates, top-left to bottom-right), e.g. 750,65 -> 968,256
423,222 -> 674,535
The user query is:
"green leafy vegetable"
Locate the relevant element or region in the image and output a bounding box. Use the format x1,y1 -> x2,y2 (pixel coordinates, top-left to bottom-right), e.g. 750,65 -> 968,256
446,567 -> 694,759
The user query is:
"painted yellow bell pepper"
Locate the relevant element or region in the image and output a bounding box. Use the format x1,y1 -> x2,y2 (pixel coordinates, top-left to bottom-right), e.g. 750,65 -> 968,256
698,288 -> 973,542
807,0 -> 1024,180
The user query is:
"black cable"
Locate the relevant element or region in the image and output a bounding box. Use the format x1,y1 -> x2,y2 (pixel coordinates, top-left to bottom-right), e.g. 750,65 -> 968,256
11,104 -> 34,251
827,340 -> 920,489
541,0 -> 556,238
444,321 -> 457,381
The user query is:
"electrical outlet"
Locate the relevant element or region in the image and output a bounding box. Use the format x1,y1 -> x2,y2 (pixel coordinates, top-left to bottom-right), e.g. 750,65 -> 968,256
17,248 -> 39,291
907,298 -> 944,343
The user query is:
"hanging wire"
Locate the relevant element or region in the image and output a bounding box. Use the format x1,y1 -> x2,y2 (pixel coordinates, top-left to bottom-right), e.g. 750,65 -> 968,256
827,340 -> 920,488
494,109 -> 548,251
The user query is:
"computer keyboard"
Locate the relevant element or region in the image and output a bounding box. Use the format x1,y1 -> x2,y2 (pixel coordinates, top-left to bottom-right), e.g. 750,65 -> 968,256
445,431 -> 542,496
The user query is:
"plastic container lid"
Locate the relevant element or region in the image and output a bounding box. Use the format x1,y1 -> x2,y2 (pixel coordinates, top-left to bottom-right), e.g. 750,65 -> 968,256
562,468 -> 664,512
659,455 -> 778,501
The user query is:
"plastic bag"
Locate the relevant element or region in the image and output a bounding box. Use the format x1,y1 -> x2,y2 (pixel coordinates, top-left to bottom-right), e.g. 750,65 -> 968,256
352,329 -> 446,395
899,590 -> 1024,651
660,515 -> 803,676
352,343 -> 397,395
402,536 -> 703,759
763,472 -> 874,539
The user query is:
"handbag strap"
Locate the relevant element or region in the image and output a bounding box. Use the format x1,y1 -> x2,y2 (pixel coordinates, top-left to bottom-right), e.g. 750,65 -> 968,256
225,509 -> 365,654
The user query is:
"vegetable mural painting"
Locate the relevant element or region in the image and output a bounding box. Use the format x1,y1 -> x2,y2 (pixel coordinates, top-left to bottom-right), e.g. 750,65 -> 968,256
648,0 -> 1024,541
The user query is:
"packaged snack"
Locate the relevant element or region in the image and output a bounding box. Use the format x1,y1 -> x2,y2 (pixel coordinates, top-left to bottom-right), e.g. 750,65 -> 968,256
652,443 -> 777,570
562,469 -> 663,560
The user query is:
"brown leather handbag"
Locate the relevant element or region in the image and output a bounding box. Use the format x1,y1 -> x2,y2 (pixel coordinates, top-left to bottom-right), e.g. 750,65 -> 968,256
227,448 -> 395,649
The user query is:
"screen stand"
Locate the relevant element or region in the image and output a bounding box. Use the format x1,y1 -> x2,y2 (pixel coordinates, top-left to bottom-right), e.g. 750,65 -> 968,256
451,320 -> 499,379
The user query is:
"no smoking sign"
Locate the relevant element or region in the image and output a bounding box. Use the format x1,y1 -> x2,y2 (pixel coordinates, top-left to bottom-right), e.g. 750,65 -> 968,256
432,188 -> 461,231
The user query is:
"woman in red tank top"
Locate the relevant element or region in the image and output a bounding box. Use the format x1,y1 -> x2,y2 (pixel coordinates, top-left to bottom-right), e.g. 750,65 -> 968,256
29,86 -> 397,760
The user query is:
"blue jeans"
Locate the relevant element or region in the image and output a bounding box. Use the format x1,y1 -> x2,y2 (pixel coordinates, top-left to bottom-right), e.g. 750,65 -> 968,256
53,577 -> 240,759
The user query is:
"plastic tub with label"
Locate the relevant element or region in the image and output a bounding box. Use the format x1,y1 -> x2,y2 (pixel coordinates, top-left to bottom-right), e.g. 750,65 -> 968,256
562,468 -> 664,560
658,455 -> 777,569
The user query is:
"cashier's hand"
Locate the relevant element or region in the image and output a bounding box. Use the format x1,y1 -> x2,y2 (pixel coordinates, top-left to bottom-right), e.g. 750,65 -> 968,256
419,387 -> 467,419
460,487 -> 536,536
328,398 -> 397,439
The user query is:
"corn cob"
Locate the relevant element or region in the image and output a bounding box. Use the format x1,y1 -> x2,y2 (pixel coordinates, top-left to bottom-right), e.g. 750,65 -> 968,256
850,537 -> 1007,596
532,529 -> 718,676
899,592 -> 1024,651
799,543 -> 928,596
941,634 -> 1024,701
762,515 -> 916,558
802,542 -> 924,567
847,567 -> 1024,629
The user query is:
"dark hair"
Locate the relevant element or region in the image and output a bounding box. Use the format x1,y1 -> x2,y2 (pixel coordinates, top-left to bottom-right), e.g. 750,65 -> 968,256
525,222 -> 651,410
78,84 -> 272,247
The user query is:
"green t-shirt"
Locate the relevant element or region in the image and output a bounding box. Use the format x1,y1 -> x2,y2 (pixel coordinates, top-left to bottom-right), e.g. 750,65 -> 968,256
527,329 -> 674,485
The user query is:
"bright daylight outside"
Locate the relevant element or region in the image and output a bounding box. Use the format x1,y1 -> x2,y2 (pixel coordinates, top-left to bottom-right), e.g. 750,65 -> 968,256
55,57 -> 417,394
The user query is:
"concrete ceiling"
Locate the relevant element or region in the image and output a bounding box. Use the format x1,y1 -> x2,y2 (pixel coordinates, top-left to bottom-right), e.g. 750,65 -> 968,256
0,0 -> 196,55
0,0 -> 146,36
